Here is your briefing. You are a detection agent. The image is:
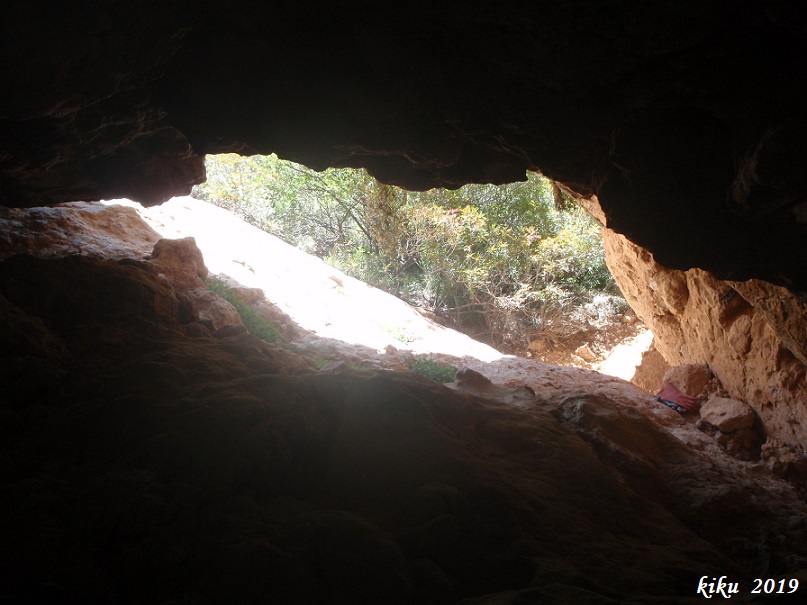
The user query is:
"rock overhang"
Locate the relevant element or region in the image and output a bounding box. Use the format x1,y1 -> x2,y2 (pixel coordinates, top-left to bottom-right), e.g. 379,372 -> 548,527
2,1 -> 806,290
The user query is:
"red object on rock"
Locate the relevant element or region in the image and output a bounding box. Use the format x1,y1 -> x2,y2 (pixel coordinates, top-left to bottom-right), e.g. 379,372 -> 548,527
655,381 -> 703,414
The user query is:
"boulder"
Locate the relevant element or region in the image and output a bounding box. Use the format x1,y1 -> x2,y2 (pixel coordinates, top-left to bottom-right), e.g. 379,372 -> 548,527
574,343 -> 596,362
150,237 -> 208,289
631,342 -> 670,394
762,438 -> 807,486
700,396 -> 757,433
454,368 -> 494,389
0,202 -> 161,261
183,288 -> 243,332
661,364 -> 716,400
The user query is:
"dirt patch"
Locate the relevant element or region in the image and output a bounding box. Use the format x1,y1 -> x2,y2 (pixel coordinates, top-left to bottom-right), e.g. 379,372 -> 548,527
513,317 -> 652,374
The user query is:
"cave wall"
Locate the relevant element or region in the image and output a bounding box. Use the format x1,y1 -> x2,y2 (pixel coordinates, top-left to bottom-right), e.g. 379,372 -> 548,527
2,1 -> 807,292
603,227 -> 807,453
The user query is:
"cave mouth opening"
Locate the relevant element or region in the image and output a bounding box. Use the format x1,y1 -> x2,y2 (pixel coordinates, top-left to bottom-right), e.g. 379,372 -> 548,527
182,153 -> 650,376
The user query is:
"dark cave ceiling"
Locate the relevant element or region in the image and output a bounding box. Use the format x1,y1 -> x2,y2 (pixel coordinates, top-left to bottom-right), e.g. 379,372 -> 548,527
2,1 -> 806,291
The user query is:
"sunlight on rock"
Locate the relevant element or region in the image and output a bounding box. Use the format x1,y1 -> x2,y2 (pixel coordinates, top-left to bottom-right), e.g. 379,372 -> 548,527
596,329 -> 654,381
104,197 -> 506,363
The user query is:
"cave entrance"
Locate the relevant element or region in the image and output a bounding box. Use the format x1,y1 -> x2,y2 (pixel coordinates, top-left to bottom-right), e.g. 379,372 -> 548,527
185,153 -> 651,377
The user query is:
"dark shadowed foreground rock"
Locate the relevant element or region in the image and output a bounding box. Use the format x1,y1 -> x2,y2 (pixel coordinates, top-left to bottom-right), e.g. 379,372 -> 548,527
1,204 -> 806,603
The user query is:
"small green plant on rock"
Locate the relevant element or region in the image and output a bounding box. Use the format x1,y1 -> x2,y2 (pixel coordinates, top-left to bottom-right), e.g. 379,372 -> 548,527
205,276 -> 282,344
408,356 -> 457,383
380,323 -> 416,344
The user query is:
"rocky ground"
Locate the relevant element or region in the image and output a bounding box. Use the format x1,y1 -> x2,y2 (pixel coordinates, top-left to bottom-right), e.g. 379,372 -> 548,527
2,198 -> 806,603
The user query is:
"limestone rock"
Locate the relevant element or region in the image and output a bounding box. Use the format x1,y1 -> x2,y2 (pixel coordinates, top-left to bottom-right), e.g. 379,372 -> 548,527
731,280 -> 807,366
2,200 -> 807,603
183,288 -> 243,332
604,227 -> 807,453
207,275 -> 302,342
0,294 -> 68,411
631,342 -> 670,394
0,202 -> 161,261
455,368 -> 494,390
714,427 -> 763,462
661,364 -> 716,400
0,254 -> 182,342
762,438 -> 807,486
318,360 -> 350,372
574,343 -> 596,362
150,237 -> 208,289
700,396 -> 756,433
727,313 -> 753,356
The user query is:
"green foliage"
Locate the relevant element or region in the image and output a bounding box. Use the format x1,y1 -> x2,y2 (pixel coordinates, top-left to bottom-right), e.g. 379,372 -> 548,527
195,154 -> 376,257
408,357 -> 457,383
205,276 -> 282,344
380,323 -> 416,344
194,154 -> 619,351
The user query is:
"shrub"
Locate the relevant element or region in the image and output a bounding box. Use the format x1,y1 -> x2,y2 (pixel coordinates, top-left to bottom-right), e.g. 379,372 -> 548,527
205,276 -> 282,344
408,357 -> 457,383
195,155 -> 623,352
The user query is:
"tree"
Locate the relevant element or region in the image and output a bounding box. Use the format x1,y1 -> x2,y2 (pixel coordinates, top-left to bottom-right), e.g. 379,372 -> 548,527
193,154 -> 618,351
